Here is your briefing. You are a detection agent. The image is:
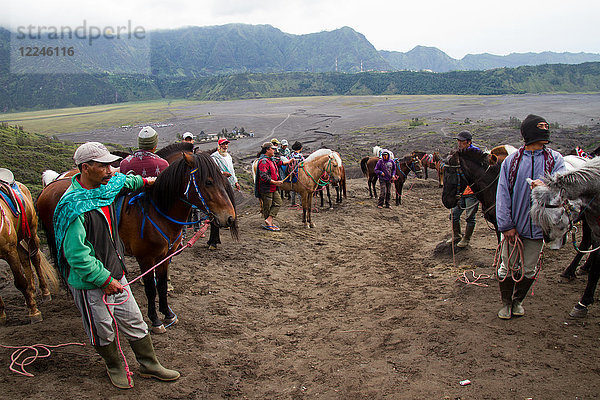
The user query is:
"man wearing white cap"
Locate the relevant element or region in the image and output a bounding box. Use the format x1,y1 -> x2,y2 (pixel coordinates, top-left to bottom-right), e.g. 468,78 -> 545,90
53,142 -> 179,389
182,132 -> 195,144
120,126 -> 169,177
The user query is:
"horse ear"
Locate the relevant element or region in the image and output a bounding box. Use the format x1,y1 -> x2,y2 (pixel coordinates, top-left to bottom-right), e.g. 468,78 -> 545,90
489,154 -> 498,165
183,152 -> 195,166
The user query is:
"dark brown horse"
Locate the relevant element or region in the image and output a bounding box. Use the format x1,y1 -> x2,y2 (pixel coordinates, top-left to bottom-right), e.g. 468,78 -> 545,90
360,155 -> 422,204
412,151 -> 443,187
37,151 -> 237,333
1,177 -> 57,324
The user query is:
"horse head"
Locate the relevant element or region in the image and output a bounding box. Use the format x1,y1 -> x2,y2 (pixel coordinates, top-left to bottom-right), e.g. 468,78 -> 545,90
530,184 -> 577,249
441,152 -> 463,209
151,152 -> 237,233
409,155 -> 423,179
328,151 -> 344,185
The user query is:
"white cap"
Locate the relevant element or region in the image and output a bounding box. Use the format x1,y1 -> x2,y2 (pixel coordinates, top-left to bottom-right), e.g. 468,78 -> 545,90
74,142 -> 121,165
182,132 -> 195,140
281,139 -> 289,146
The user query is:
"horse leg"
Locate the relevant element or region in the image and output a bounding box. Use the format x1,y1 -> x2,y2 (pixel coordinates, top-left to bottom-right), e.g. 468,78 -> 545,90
327,186 -> 333,209
561,222 -> 591,279
319,190 -> 324,207
141,270 -> 164,333
155,262 -> 177,327
570,250 -> 599,318
207,222 -> 221,250
25,235 -> 51,301
9,248 -> 42,323
395,181 -> 402,206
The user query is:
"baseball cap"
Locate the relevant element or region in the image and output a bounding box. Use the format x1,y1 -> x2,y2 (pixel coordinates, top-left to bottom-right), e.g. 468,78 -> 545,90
455,131 -> 472,141
74,142 -> 121,165
281,139 -> 289,146
182,132 -> 195,140
218,138 -> 230,145
271,138 -> 280,145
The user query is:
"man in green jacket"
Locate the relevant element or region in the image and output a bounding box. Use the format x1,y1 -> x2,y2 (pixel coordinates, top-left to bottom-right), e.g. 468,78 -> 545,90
54,142 -> 180,389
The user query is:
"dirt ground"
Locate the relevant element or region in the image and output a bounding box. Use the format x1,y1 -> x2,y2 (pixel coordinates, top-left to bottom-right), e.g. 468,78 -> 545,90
2,94 -> 600,399
1,175 -> 600,399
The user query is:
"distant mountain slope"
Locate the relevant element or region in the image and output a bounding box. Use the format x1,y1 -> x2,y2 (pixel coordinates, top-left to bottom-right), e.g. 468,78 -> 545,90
380,46 -> 600,72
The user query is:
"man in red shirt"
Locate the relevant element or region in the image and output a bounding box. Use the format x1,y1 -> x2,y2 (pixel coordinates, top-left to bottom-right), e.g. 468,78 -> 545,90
120,126 -> 169,177
256,142 -> 286,231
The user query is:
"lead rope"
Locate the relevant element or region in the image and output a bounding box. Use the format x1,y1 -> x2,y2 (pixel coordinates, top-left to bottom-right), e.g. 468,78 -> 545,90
492,236 -> 544,294
102,220 -> 210,387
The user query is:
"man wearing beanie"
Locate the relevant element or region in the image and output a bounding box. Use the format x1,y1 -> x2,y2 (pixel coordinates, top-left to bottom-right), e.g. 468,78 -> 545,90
120,126 -> 169,177
495,114 -> 565,320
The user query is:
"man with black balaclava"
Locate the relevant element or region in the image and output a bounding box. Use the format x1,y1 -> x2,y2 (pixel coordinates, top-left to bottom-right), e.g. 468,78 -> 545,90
495,114 -> 565,320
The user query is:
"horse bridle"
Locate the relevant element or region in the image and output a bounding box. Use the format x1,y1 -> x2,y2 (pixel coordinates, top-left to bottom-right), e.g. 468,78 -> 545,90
396,159 -> 420,178
300,155 -> 336,188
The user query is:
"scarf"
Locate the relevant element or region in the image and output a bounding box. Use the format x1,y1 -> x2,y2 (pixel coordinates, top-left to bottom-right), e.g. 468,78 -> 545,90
54,173 -> 127,277
508,146 -> 555,195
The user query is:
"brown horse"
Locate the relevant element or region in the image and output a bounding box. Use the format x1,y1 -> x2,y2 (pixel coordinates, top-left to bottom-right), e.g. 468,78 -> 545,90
360,155 -> 422,205
411,151 -> 443,187
37,151 -> 236,333
1,173 -> 57,324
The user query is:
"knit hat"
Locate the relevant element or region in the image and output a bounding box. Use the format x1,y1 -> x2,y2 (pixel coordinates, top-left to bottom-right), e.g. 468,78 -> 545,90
520,114 -> 550,145
291,141 -> 302,151
455,131 -> 472,141
138,126 -> 158,150
74,142 -> 121,165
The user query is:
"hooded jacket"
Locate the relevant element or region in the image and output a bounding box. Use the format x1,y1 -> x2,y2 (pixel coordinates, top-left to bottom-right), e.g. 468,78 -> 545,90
374,152 -> 396,182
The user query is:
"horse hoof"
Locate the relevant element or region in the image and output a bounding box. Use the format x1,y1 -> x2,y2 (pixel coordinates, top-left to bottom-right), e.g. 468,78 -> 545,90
576,268 -> 589,276
151,324 -> 167,334
29,311 -> 43,324
164,315 -> 178,327
309,223 -> 315,228
569,305 -> 588,319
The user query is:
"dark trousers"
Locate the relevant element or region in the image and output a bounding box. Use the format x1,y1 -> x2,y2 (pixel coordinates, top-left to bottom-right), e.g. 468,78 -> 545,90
378,180 -> 391,207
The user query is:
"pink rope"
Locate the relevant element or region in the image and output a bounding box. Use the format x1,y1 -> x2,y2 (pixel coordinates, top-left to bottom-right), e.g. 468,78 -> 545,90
456,270 -> 491,287
102,220 -> 210,387
0,342 -> 86,377
0,221 -> 209,383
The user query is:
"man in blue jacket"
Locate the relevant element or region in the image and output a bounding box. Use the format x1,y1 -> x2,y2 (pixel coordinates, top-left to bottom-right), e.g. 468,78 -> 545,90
374,150 -> 396,209
495,115 -> 565,319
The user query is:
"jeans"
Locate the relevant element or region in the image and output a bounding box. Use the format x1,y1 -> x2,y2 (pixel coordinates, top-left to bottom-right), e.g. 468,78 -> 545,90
451,195 -> 479,226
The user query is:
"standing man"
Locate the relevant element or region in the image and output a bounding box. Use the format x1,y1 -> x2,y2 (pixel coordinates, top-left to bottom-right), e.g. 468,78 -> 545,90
120,126 -> 169,177
374,150 -> 396,209
256,142 -> 287,231
496,115 -> 565,319
448,130 -> 480,247
211,138 -> 241,191
53,142 -> 179,389
182,131 -> 195,144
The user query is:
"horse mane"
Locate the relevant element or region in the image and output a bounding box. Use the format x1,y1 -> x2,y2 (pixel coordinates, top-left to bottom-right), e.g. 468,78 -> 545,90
156,142 -> 194,159
150,152 -> 230,212
546,157 -> 600,198
458,147 -> 491,167
395,155 -> 413,165
306,149 -> 332,162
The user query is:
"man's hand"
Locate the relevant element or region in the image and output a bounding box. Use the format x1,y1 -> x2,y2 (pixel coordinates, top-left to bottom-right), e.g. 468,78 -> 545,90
272,180 -> 283,186
503,228 -> 519,243
103,278 -> 124,295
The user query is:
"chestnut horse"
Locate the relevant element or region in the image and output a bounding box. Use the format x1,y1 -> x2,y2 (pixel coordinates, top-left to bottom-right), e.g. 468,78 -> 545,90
1,173 -> 57,324
411,151 -> 443,187
37,152 -> 237,333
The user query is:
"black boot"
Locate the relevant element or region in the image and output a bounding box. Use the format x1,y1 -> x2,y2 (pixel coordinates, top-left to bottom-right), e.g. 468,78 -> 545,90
94,341 -> 133,389
446,221 -> 462,244
457,224 -> 475,248
497,277 -> 515,319
512,277 -> 535,317
129,335 -> 180,381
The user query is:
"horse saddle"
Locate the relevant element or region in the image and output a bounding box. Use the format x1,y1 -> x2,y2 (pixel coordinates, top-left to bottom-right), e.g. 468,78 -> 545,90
0,180 -> 25,217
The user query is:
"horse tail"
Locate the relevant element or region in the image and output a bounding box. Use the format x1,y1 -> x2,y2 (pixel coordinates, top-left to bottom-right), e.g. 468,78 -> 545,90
37,250 -> 59,292
360,157 -> 369,176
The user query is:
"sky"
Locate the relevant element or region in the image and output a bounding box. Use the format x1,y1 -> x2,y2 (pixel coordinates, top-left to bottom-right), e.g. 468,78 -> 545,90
3,0 -> 600,59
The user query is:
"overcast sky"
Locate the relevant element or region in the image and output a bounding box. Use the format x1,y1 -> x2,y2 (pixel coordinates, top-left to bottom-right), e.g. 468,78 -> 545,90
4,0 -> 599,59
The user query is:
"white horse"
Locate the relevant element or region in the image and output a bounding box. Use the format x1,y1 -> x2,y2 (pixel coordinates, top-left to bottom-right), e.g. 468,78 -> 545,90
372,146 -> 394,161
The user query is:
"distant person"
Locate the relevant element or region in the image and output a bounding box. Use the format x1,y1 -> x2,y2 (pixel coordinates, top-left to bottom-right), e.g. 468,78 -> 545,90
182,132 -> 195,144
211,138 -> 240,191
289,141 -> 304,206
53,142 -> 179,389
374,149 -> 396,209
120,126 -> 169,177
271,138 -> 281,156
447,130 -> 480,247
280,139 -> 291,158
255,142 -> 289,231
495,114 -> 565,320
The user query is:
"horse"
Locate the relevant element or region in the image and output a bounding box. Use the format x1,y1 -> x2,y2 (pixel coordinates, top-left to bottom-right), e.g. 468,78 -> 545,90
360,155 -> 422,203
393,156 -> 423,205
37,151 -> 237,333
373,145 -> 394,160
0,170 -> 57,324
530,157 -> 600,318
317,162 -> 347,209
489,144 -> 517,165
441,148 -> 502,242
253,149 -> 343,228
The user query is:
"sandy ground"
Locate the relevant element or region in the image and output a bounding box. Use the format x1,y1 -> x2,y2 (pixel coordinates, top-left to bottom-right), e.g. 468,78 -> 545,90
1,175 -> 600,399
2,94 -> 600,399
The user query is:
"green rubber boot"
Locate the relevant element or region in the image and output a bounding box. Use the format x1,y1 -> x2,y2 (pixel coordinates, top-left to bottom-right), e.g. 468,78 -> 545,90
129,335 -> 180,381
497,278 -> 515,320
512,277 -> 535,317
94,341 -> 133,389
